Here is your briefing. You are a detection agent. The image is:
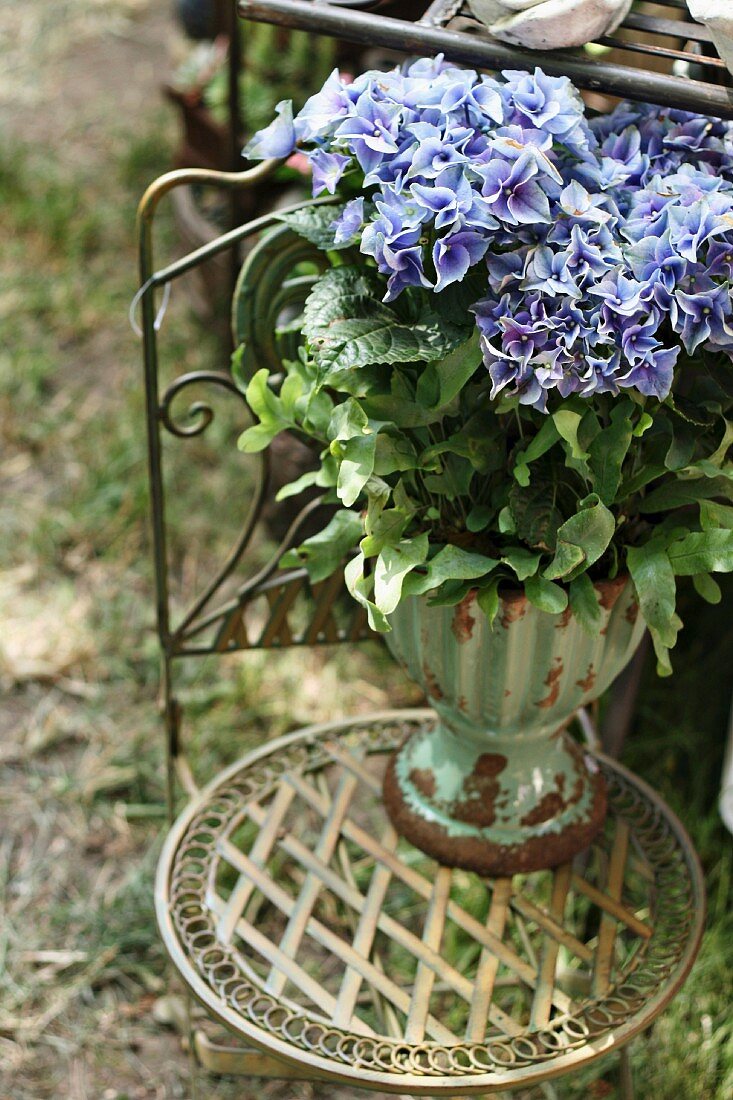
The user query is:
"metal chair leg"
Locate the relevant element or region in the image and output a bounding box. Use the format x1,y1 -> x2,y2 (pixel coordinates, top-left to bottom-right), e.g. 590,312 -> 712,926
618,1045 -> 635,1100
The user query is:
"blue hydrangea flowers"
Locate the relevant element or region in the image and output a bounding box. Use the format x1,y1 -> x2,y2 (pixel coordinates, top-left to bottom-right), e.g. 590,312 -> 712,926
244,59 -> 733,411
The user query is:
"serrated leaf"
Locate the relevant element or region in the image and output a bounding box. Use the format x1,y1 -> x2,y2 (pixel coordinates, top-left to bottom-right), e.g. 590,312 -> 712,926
374,534 -> 429,615
303,266 -> 464,381
524,574 -> 568,614
280,509 -> 363,584
278,202 -> 348,250
569,573 -> 602,636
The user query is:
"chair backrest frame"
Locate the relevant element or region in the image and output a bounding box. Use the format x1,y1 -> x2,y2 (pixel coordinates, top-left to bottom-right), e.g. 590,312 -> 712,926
137,164 -> 370,807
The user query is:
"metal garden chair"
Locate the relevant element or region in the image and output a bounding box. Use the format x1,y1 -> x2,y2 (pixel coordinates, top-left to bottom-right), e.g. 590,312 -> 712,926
136,159 -> 705,1099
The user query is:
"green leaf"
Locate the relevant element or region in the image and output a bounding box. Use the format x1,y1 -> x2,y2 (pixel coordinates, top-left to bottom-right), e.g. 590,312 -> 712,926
278,202 -> 348,250
512,418 -> 560,486
524,575 -> 568,615
708,418 -> 733,468
509,476 -> 564,551
373,432 -> 418,476
500,548 -> 541,581
415,330 -> 482,409
238,422 -> 283,453
344,552 -> 389,633
275,469 -> 320,501
700,500 -> 733,530
402,545 -> 498,598
627,542 -> 680,676
280,509 -> 363,584
477,577 -> 501,628
666,529 -> 733,576
588,403 -> 633,504
639,475 -> 733,513
466,504 -> 493,533
633,411 -> 653,437
692,573 -> 722,604
544,500 -> 615,581
569,574 -> 602,636
333,432 -> 378,507
245,367 -> 284,424
303,266 -> 463,381
374,534 -> 429,615
664,416 -> 697,472
553,409 -> 590,461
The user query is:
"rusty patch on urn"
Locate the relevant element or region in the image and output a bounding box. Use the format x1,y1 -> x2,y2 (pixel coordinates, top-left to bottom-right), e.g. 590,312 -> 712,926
500,590 -> 527,629
409,767 -> 436,799
576,663 -> 596,693
422,662 -> 443,701
452,591 -> 477,643
596,575 -> 626,611
520,791 -> 566,827
556,605 -> 572,629
473,752 -> 508,778
536,657 -> 564,709
457,694 -> 468,713
625,600 -> 639,625
450,752 -> 508,828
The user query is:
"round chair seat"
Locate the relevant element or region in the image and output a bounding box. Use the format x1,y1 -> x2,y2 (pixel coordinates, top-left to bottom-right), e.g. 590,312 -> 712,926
155,709 -> 704,1095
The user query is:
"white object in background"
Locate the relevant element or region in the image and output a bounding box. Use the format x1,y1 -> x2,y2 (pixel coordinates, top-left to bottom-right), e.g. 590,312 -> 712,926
688,2 -> 733,77
468,0 -> 633,51
720,694 -> 733,836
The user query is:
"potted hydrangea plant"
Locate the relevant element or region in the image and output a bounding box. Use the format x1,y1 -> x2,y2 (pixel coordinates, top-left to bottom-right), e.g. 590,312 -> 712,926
237,58 -> 733,874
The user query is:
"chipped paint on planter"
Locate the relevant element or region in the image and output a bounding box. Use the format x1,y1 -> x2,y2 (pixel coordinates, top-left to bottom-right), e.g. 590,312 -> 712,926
382,576 -> 646,875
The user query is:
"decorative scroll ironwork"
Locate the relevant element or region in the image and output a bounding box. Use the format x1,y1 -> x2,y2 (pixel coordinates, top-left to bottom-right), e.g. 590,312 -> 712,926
137,175 -> 363,657
157,712 -> 705,1092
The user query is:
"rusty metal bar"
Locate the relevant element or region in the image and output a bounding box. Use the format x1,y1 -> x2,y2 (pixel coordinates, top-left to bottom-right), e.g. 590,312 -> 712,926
237,0 -> 733,117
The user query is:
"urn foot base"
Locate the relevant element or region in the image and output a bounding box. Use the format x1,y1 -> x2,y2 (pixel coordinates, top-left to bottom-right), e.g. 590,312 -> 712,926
382,728 -> 607,876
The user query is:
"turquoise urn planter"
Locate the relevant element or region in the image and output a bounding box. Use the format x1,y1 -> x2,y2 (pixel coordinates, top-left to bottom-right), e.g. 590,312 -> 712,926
383,577 -> 646,875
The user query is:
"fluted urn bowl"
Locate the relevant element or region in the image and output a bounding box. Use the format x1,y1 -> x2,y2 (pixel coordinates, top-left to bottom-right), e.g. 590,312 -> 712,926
383,576 -> 646,875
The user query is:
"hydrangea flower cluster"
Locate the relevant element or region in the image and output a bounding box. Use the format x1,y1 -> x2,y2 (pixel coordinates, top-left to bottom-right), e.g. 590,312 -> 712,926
245,59 -> 733,410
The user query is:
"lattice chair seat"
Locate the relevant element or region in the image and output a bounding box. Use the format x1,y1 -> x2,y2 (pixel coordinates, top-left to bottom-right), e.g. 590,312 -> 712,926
156,710 -> 704,1095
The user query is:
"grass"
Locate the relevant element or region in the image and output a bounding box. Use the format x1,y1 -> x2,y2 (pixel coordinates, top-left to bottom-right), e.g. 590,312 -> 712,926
1,4 -> 732,1097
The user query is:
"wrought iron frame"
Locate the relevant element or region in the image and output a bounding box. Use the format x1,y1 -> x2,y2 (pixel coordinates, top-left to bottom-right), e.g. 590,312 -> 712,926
237,0 -> 733,119
138,162 -> 377,815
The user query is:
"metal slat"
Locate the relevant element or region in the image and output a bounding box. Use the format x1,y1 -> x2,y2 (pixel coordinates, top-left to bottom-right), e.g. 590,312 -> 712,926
238,0 -> 733,118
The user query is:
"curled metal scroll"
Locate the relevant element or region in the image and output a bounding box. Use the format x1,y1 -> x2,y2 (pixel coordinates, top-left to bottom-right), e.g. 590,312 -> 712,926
157,370 -> 270,643
159,370 -> 245,438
